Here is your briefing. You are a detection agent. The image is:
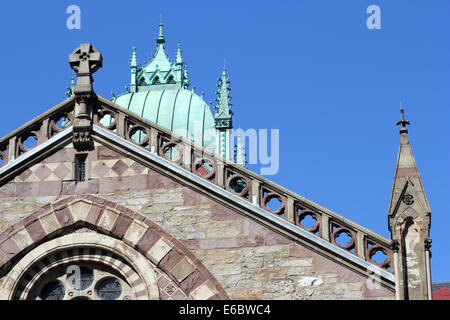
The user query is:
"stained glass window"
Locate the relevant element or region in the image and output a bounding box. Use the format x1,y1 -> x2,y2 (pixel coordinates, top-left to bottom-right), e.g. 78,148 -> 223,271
40,281 -> 65,300
95,278 -> 122,300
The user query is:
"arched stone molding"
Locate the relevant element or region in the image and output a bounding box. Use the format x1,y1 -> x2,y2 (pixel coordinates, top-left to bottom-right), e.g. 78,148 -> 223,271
0,233 -> 159,300
0,195 -> 228,300
394,207 -> 425,235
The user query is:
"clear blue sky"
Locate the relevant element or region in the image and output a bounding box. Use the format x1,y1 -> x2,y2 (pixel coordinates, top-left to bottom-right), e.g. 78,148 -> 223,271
0,1 -> 448,281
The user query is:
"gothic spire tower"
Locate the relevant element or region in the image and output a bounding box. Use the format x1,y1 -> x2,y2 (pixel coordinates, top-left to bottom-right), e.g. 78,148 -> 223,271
388,109 -> 432,300
214,66 -> 233,159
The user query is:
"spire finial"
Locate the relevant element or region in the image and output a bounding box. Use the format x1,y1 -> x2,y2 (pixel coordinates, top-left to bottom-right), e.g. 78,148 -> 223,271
396,108 -> 410,134
214,65 -> 233,130
130,45 -> 137,67
157,20 -> 165,44
176,42 -> 183,66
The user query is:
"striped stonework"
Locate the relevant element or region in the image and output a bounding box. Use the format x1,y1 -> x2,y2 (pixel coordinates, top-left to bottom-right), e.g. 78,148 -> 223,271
0,195 -> 228,300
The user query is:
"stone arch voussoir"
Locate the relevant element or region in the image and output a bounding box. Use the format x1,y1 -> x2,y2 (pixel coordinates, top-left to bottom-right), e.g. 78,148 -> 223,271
0,195 -> 228,300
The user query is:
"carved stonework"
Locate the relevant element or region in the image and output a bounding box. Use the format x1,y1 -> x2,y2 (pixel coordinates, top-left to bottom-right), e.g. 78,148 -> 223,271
392,240 -> 400,253
403,194 -> 414,206
69,43 -> 103,150
424,238 -> 432,251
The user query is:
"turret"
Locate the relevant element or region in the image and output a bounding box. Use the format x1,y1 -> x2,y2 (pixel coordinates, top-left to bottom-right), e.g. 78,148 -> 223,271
388,109 -> 432,300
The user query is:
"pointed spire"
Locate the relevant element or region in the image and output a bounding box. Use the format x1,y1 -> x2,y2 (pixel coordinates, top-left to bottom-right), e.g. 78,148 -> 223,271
388,107 -> 431,230
176,42 -> 183,66
130,46 -> 138,92
130,45 -> 137,68
387,108 -> 432,300
214,65 -> 233,129
157,22 -> 165,44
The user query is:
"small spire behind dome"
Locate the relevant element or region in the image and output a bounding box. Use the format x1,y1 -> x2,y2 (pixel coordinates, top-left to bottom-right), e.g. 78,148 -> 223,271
65,76 -> 75,98
176,42 -> 183,67
130,46 -> 138,92
157,21 -> 165,45
214,65 -> 233,129
183,64 -> 189,89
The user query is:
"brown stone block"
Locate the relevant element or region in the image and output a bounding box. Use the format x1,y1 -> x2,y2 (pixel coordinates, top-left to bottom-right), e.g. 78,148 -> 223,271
61,181 -> 76,195
210,204 -> 243,221
86,205 -> 102,225
289,242 -> 313,258
337,265 -> 366,283
136,229 -> 160,253
180,269 -> 206,294
182,239 -> 218,250
111,215 -> 133,239
265,230 -> 291,246
158,275 -> 170,289
217,236 -> 264,249
38,181 -> 62,197
0,182 -> 15,197
159,248 -> 184,272
171,289 -> 187,300
171,258 -> 196,283
0,249 -> 8,267
27,204 -> 52,222
0,238 -> 20,259
97,146 -> 123,160
17,169 -> 33,182
208,293 -> 222,300
25,220 -> 47,243
241,219 -> 270,237
147,169 -> 181,189
215,283 -> 229,299
15,182 -> 40,197
52,196 -> 75,209
182,188 -> 211,206
42,147 -> 76,163
54,206 -> 74,228
364,282 -> 395,297
159,290 -> 170,300
74,180 -> 99,195
99,176 -> 147,193
0,226 -> 15,244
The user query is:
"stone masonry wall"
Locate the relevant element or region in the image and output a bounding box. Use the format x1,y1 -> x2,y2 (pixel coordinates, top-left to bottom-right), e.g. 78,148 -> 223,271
0,142 -> 395,300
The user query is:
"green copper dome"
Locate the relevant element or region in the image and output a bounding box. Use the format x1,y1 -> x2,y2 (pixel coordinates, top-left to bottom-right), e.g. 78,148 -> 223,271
110,23 -> 216,151
111,88 -> 216,150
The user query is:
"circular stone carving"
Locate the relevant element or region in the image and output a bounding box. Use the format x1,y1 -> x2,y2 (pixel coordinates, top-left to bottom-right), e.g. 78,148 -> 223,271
403,194 -> 414,205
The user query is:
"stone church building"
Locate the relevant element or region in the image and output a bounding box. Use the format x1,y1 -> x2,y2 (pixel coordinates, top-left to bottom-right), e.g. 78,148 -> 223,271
0,24 -> 432,300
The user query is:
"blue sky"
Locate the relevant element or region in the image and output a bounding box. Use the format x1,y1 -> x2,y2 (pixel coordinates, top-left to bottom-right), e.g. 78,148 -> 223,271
0,1 -> 448,281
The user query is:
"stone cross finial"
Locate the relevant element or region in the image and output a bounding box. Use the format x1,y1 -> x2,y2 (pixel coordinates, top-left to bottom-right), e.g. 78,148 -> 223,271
69,43 -> 103,97
69,43 -> 103,150
396,109 -> 410,134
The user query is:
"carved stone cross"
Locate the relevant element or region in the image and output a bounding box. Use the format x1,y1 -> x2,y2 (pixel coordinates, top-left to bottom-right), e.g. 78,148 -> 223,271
69,43 -> 103,96
69,43 -> 103,150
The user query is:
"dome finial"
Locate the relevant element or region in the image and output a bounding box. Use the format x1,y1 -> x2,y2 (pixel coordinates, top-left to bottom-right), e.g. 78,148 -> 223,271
157,19 -> 165,45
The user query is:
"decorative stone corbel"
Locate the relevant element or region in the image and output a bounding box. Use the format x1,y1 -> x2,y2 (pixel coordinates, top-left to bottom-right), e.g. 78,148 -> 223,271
69,43 -> 103,150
